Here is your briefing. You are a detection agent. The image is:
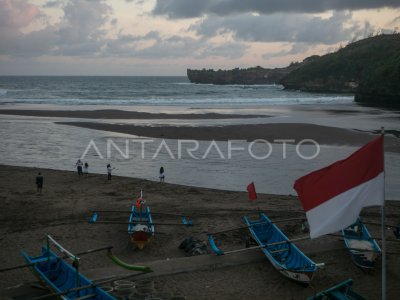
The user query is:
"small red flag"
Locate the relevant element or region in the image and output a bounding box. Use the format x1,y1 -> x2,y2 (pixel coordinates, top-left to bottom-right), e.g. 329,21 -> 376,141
247,182 -> 257,201
136,197 -> 142,209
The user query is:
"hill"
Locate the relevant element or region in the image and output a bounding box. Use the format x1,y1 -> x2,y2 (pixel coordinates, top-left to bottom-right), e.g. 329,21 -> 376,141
280,34 -> 400,105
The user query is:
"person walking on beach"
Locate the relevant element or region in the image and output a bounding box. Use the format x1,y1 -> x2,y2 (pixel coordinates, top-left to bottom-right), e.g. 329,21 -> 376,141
107,164 -> 115,181
159,166 -> 165,183
36,172 -> 43,193
83,162 -> 89,176
76,159 -> 83,176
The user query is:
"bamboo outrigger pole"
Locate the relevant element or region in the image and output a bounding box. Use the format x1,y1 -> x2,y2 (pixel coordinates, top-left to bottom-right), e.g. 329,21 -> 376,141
0,246 -> 113,273
208,233 -> 310,256
91,209 -> 191,218
208,217 -> 306,235
91,220 -> 193,226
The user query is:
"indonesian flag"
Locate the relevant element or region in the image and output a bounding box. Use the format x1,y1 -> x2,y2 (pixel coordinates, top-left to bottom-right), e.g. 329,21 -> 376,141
247,182 -> 257,201
294,135 -> 384,239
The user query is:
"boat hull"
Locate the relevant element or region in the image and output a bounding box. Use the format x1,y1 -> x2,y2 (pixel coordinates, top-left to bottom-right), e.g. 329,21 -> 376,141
244,213 -> 316,284
128,206 -> 154,250
307,279 -> 366,300
131,230 -> 152,250
342,219 -> 381,269
21,247 -> 116,300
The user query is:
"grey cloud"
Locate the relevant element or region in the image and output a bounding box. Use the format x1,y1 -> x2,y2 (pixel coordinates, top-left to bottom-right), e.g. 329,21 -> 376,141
0,0 -> 113,57
195,42 -> 248,59
102,31 -> 246,60
0,0 -> 247,60
153,0 -> 400,19
43,1 -> 63,8
388,16 -> 400,26
263,43 -> 312,59
191,12 -> 363,44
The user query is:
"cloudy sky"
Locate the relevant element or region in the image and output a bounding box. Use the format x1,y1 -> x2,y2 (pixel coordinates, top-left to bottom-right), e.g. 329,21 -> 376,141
0,0 -> 399,75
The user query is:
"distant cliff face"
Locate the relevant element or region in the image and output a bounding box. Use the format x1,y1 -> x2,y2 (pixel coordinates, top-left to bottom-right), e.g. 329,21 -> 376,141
187,34 -> 400,106
187,64 -> 301,85
280,34 -> 400,106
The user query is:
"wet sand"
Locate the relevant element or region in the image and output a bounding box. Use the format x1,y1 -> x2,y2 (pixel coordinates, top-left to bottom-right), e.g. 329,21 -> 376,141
0,165 -> 399,299
58,121 -> 400,152
0,109 -> 265,119
1,108 -> 399,152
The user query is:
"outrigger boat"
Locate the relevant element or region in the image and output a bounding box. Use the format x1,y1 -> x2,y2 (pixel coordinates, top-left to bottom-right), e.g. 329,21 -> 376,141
244,213 -> 317,283
128,204 -> 154,250
208,213 -> 318,284
90,190 -> 193,250
20,235 -> 116,300
342,218 -> 381,269
307,279 -> 366,300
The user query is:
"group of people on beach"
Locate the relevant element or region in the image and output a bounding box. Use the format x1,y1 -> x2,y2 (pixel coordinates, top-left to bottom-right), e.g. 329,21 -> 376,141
76,159 -> 165,183
36,161 -> 166,193
75,159 -> 89,176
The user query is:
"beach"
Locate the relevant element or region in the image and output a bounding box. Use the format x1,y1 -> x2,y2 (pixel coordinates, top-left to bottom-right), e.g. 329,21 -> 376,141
1,164 -> 400,299
0,76 -> 399,299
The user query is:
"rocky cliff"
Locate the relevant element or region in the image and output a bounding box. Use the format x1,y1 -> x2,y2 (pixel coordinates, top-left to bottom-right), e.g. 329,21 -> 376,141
187,64 -> 302,85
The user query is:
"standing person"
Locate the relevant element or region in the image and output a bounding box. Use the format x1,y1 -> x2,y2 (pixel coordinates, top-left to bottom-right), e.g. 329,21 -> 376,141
83,162 -> 89,176
36,172 -> 43,193
76,159 -> 83,176
159,166 -> 165,183
107,164 -> 114,181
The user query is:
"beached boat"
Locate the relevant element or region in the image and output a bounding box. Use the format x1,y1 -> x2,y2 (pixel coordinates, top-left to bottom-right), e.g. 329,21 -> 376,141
20,236 -> 116,300
342,218 -> 381,269
307,279 -> 366,300
128,205 -> 155,250
243,213 -> 317,283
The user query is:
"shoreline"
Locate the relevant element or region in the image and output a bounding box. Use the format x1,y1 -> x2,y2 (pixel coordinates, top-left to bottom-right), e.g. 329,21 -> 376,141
1,164 -> 399,299
0,109 -> 266,119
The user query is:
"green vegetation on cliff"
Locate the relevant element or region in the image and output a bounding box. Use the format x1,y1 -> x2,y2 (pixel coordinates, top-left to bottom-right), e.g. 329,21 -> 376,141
280,34 -> 400,105
187,64 -> 301,85
355,50 -> 400,106
187,34 -> 400,106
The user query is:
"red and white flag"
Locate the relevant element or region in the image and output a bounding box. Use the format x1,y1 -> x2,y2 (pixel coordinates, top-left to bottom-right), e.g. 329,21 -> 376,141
247,182 -> 257,201
294,135 -> 384,239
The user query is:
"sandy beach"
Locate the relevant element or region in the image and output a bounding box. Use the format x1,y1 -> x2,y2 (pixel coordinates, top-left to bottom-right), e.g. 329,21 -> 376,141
57,121 -> 400,152
1,164 -> 399,299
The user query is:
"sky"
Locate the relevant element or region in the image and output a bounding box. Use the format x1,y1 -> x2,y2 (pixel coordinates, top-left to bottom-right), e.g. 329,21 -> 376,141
0,0 -> 399,76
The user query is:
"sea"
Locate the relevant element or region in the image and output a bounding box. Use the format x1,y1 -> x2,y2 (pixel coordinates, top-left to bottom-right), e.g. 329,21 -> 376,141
0,76 -> 399,199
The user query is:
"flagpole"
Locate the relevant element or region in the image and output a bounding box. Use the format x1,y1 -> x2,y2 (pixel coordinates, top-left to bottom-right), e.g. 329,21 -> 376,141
381,127 -> 386,300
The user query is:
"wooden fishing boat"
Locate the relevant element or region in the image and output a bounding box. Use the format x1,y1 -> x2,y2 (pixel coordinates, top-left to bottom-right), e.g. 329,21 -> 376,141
307,279 -> 366,300
128,205 -> 154,250
89,190 -> 192,250
243,213 -> 317,283
20,236 -> 116,300
342,218 -> 381,269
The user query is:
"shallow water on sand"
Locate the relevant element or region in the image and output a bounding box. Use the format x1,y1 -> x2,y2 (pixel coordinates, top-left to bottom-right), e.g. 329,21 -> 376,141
1,114 -> 399,200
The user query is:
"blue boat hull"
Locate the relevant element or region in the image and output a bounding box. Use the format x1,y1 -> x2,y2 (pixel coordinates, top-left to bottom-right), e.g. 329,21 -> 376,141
21,247 -> 116,300
128,206 -> 155,249
342,219 -> 381,269
308,279 -> 366,300
244,213 -> 316,283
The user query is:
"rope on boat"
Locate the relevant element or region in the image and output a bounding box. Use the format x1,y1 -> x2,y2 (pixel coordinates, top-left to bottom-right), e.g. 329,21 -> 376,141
106,250 -> 152,272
